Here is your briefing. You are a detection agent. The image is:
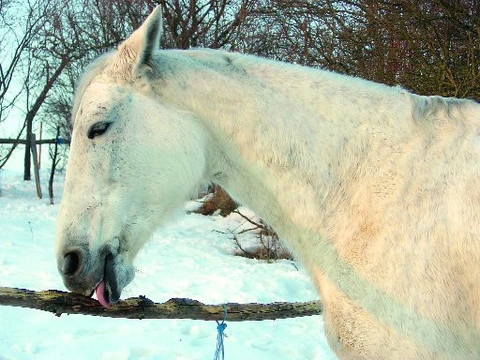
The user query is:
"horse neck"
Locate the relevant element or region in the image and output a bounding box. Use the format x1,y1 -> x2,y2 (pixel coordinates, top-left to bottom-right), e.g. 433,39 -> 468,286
155,50 -> 413,228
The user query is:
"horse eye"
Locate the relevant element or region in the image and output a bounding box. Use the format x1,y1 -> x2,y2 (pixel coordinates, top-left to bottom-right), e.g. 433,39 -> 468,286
87,122 -> 112,139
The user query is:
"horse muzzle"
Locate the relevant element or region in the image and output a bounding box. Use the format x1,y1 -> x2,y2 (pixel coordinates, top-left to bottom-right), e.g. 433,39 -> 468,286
58,245 -> 135,308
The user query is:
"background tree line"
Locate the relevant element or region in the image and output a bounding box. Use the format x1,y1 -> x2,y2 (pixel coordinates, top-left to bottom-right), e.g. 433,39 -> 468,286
1,0 -> 479,178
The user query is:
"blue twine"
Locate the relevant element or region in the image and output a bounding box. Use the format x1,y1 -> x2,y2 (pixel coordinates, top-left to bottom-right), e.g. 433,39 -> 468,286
213,305 -> 228,360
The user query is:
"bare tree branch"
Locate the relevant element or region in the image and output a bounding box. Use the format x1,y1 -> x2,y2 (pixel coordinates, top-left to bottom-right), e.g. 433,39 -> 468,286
0,287 -> 322,321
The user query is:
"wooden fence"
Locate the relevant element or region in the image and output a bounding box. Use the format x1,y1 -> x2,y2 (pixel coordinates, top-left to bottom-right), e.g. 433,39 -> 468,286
0,133 -> 69,202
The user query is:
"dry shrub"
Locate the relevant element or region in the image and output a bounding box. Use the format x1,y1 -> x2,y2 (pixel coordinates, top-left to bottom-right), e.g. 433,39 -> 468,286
231,210 -> 293,262
192,184 -> 238,217
191,185 -> 292,262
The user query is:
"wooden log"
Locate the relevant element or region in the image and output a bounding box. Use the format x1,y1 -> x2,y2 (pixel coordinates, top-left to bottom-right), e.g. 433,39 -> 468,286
0,287 -> 322,321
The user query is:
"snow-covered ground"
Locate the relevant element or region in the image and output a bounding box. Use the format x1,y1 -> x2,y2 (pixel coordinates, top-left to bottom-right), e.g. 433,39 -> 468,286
0,168 -> 337,359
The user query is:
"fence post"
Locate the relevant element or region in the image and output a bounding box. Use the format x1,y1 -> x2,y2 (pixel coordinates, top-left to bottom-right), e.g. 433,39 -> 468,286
30,133 -> 42,199
38,122 -> 43,169
48,127 -> 60,205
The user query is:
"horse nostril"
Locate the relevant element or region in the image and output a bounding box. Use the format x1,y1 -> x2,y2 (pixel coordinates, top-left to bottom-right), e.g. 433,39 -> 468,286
62,251 -> 81,275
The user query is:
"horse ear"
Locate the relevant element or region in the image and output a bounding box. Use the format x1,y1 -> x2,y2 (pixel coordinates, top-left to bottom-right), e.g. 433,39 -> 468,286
110,6 -> 163,79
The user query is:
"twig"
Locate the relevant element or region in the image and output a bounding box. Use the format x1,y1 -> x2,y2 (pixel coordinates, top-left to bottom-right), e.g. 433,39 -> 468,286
233,209 -> 264,229
0,287 -> 322,321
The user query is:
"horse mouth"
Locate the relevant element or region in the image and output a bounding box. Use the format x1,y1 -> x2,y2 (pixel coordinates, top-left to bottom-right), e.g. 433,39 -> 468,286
94,252 -> 120,308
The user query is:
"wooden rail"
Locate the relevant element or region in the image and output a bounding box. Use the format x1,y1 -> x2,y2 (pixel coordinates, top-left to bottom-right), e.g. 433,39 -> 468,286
0,138 -> 61,145
0,287 -> 322,321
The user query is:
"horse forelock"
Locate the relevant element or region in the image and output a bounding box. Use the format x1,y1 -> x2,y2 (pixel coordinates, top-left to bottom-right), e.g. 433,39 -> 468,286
71,52 -> 115,126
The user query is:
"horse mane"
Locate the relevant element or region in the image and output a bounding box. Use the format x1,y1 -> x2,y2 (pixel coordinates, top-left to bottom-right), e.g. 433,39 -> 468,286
73,47 -> 477,134
410,93 -> 478,128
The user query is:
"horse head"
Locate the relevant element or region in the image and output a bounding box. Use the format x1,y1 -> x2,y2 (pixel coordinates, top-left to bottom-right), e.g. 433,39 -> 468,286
56,7 -> 206,307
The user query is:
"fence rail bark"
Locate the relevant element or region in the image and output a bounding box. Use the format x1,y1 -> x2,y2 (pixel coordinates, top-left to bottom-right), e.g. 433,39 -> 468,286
0,287 -> 322,321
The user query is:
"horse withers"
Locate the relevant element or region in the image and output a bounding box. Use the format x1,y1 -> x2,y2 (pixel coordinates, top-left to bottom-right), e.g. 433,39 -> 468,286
56,7 -> 480,359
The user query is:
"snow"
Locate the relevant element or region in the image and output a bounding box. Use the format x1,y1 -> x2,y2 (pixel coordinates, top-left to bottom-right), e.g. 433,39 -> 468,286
0,168 -> 337,359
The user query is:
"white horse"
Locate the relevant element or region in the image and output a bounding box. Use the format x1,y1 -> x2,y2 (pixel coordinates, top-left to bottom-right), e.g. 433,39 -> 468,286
56,7 -> 480,359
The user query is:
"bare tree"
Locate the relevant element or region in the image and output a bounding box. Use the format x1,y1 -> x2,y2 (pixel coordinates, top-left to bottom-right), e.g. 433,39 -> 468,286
0,0 -> 54,169
0,0 -> 47,124
239,0 -> 479,99
153,0 -> 253,49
